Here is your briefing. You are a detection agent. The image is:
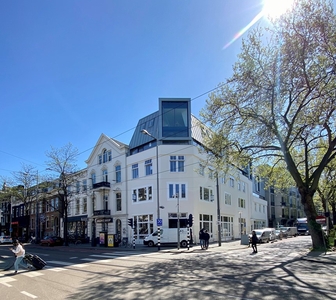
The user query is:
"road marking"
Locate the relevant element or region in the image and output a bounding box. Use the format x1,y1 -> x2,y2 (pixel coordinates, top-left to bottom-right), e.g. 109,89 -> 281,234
21,291 -> 37,298
22,272 -> 44,278
46,260 -> 73,266
45,261 -> 89,268
48,267 -> 66,272
0,276 -> 16,286
69,257 -> 78,259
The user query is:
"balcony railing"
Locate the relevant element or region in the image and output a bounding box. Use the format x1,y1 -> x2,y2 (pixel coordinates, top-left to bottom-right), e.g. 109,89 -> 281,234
92,181 -> 111,189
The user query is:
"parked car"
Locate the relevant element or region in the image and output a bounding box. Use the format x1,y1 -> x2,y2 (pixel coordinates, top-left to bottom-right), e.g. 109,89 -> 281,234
68,235 -> 90,244
0,235 -> 12,244
275,229 -> 288,239
40,236 -> 64,246
249,228 -> 276,243
281,227 -> 298,237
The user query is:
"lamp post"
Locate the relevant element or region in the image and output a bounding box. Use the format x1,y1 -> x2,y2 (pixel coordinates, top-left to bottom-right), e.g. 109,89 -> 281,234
141,129 -> 160,251
174,193 -> 180,250
239,211 -> 242,239
216,174 -> 221,246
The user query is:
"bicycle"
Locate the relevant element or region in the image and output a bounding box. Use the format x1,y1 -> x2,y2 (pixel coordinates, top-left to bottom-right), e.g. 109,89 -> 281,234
121,239 -> 133,248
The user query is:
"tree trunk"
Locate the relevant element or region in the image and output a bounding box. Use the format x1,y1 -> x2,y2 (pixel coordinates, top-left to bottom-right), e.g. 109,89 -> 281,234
299,188 -> 325,249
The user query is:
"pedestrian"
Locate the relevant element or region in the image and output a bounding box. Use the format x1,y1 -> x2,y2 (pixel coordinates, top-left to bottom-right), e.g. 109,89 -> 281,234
203,230 -> 210,250
251,231 -> 258,253
199,228 -> 205,249
10,240 -> 27,274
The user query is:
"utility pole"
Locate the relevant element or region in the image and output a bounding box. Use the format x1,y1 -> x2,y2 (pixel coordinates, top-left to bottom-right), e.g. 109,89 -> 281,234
35,171 -> 39,240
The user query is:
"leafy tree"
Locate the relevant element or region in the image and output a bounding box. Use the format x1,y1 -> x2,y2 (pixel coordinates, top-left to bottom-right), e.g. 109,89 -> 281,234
201,0 -> 336,249
45,143 -> 79,246
0,165 -> 38,239
316,158 -> 336,229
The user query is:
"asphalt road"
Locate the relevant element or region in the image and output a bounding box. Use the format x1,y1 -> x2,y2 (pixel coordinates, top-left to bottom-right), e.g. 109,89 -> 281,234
0,236 -> 335,300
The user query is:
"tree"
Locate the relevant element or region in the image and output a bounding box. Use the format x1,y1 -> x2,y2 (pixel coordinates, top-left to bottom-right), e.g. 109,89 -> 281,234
201,0 -> 336,250
0,165 -> 38,239
45,143 -> 79,246
316,157 -> 336,229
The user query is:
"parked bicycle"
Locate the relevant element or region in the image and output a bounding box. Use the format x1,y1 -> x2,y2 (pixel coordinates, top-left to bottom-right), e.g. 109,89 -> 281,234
121,238 -> 132,248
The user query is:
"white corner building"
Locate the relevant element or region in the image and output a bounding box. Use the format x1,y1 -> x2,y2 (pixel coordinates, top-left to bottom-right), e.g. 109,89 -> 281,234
73,98 -> 268,246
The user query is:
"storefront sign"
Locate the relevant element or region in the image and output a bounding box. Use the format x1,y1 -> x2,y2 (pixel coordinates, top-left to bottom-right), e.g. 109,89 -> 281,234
96,218 -> 113,223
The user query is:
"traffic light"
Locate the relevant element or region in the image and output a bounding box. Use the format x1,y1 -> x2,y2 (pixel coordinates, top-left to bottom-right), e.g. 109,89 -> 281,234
128,218 -> 133,228
188,214 -> 193,227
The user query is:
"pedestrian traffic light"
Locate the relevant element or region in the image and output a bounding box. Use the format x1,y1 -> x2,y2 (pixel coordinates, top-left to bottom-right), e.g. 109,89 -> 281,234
128,218 -> 133,228
188,214 -> 193,227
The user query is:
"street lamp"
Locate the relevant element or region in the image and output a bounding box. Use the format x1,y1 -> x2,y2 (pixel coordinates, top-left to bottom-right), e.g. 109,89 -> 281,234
239,211 -> 242,239
141,129 -> 161,251
173,193 -> 181,250
35,171 -> 39,241
216,174 -> 221,246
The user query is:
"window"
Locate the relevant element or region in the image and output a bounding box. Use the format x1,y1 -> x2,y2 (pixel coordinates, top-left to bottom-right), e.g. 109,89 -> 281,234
161,100 -> 189,137
103,149 -> 108,163
91,173 -> 96,185
238,198 -> 246,208
133,214 -> 154,240
83,198 -> 87,213
199,186 -> 212,201
199,163 -> 205,176
103,169 -> 108,182
104,194 -> 109,210
229,177 -> 234,188
145,159 -> 153,176
208,169 -> 213,179
168,183 -> 186,199
170,156 -> 184,172
242,182 -> 246,192
255,176 -> 260,192
98,155 -> 102,165
115,165 -> 121,183
132,164 -> 139,179
116,192 -> 121,211
237,181 -> 241,191
76,199 -> 80,215
83,180 -> 87,192
199,214 -> 213,234
225,193 -> 232,205
132,186 -> 153,202
76,181 -> 80,193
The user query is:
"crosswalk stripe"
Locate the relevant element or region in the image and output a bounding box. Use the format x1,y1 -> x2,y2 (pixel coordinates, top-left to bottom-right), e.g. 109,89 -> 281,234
22,272 -> 44,278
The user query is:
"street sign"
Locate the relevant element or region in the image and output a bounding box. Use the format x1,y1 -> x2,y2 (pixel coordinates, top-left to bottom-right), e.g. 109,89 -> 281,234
157,218 -> 162,226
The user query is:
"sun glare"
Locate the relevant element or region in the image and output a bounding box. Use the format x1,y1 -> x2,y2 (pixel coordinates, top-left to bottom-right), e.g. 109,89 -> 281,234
262,0 -> 294,19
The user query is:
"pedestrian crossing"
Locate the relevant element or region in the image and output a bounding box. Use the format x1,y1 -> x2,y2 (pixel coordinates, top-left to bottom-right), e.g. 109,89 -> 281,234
0,250 -> 171,284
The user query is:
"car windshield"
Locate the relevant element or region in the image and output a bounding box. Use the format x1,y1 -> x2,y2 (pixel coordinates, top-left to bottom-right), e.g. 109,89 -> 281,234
254,230 -> 263,235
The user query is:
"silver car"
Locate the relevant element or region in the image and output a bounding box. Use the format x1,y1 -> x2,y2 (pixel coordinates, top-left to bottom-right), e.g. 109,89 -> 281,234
0,235 -> 13,244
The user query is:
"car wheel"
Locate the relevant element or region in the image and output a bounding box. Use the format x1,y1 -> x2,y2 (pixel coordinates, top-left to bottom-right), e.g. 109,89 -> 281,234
181,240 -> 188,248
147,241 -> 154,247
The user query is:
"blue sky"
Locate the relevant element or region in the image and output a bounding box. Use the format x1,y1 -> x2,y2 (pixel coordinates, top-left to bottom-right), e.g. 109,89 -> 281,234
1,0 -> 330,180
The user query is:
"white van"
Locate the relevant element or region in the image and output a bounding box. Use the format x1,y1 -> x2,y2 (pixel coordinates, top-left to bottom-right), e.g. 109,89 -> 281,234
144,228 -> 190,247
251,228 -> 276,243
281,227 -> 298,237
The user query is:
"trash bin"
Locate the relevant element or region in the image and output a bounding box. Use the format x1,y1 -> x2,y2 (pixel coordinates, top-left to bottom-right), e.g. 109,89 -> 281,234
241,234 -> 249,245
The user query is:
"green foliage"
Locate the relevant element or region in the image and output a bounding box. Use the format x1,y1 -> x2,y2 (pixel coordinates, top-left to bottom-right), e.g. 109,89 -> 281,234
201,0 -> 336,249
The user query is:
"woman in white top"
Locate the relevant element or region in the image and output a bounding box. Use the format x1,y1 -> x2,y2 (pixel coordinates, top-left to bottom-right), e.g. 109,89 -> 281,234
10,240 -> 26,274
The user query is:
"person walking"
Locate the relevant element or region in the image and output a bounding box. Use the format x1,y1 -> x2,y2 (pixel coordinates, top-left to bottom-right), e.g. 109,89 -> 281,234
251,231 -> 258,253
10,240 -> 26,274
199,228 -> 205,249
203,230 -> 210,250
